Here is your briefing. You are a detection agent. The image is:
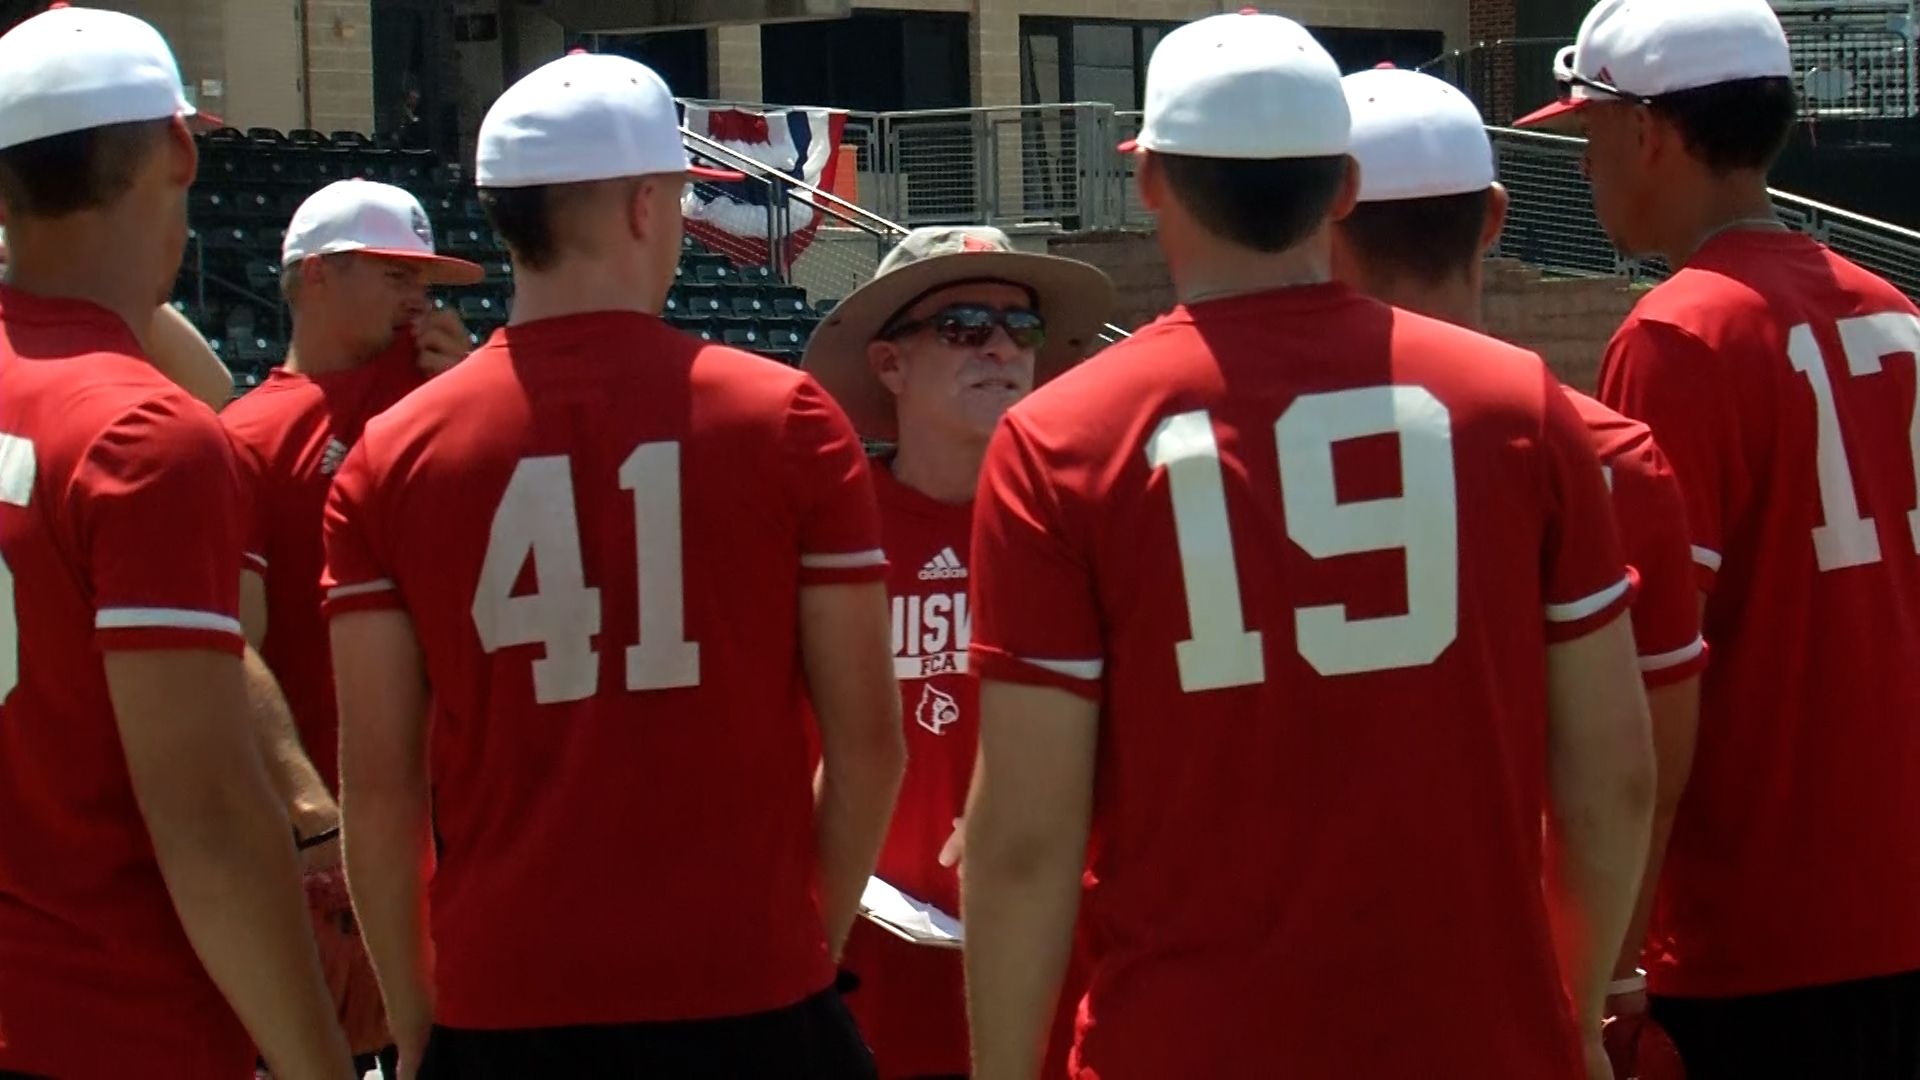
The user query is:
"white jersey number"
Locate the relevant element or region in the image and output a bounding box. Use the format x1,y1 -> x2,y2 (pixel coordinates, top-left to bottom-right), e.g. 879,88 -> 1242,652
0,433 -> 34,702
471,442 -> 700,705
1787,313 -> 1920,571
1146,388 -> 1459,692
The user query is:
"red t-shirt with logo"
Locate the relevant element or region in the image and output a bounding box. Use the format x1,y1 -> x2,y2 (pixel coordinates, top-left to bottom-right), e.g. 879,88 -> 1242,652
1564,389 -> 1706,687
840,462 -> 974,1076
221,338 -> 426,791
0,287 -> 254,1078
323,312 -> 886,1028
969,285 -> 1631,1079
1599,230 -> 1920,996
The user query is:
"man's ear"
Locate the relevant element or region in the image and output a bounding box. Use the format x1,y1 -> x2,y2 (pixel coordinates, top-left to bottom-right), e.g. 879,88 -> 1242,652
869,338 -> 908,397
1482,182 -> 1510,253
1330,155 -> 1362,223
165,114 -> 197,190
1135,150 -> 1163,213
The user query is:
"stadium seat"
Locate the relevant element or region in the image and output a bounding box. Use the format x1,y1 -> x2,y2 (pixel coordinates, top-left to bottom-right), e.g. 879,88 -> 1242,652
190,190 -> 230,221
233,191 -> 275,219
814,297 -> 840,316
729,295 -> 768,319
737,264 -> 776,286
722,327 -> 761,349
762,323 -> 808,352
288,128 -> 326,146
233,334 -> 282,368
442,228 -> 495,258
246,127 -> 287,146
244,261 -> 282,295
679,285 -> 724,316
329,131 -> 372,148
203,127 -> 245,146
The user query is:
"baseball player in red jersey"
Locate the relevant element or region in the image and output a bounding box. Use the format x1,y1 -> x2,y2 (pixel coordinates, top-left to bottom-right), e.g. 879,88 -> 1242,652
221,179 -> 479,1074
1520,0 -> 1920,1072
0,7 -> 353,1079
322,52 -> 904,1078
962,12 -> 1656,1080
1330,67 -> 1703,1077
802,225 -> 1113,1079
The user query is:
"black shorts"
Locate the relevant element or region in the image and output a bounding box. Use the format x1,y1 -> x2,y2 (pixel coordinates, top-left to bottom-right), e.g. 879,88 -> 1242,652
1651,968 -> 1920,1080
417,988 -> 877,1079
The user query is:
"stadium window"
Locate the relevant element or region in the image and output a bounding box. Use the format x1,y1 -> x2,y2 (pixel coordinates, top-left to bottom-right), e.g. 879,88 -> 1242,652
1020,18 -> 1182,110
601,29 -> 711,101
762,12 -> 969,112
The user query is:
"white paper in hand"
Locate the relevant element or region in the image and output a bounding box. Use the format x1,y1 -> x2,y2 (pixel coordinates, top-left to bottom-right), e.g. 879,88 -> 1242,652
859,876 -> 964,949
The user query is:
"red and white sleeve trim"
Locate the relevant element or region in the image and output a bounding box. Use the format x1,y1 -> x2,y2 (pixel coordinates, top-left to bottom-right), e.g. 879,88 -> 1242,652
1545,576 -> 1633,624
328,579 -> 396,601
1691,545 -> 1722,572
800,549 -> 887,570
96,607 -> 244,636
243,551 -> 269,572
1543,569 -> 1639,644
970,643 -> 1105,702
1638,635 -> 1709,687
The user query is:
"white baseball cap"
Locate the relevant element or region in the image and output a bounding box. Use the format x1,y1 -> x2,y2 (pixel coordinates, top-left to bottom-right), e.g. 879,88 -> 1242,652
0,4 -> 194,152
1120,9 -> 1348,160
1515,0 -> 1791,128
282,179 -> 484,286
1344,66 -> 1495,202
477,51 -> 740,188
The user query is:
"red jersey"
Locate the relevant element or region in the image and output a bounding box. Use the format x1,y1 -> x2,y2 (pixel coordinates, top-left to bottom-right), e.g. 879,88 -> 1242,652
840,462 -> 974,1077
1598,229 -> 1920,996
0,287 -> 252,1078
969,285 -> 1632,1079
221,337 -> 426,791
322,312 -> 887,1029
1565,389 -> 1706,686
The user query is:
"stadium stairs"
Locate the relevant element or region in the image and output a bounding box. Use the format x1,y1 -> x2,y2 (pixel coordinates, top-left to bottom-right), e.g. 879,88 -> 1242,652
177,126 -> 833,395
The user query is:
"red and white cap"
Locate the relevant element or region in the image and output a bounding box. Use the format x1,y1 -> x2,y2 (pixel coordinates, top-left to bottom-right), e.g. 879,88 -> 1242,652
476,51 -> 740,188
1515,0 -> 1791,128
1119,9 -> 1348,160
0,4 -> 194,151
1343,66 -> 1495,202
282,179 -> 484,286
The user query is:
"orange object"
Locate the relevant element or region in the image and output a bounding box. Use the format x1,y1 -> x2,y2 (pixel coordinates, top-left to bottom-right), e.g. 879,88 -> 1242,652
830,142 -> 859,204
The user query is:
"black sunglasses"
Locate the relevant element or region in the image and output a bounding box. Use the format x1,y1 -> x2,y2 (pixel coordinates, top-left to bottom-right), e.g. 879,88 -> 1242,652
1556,70 -> 1655,107
881,304 -> 1047,350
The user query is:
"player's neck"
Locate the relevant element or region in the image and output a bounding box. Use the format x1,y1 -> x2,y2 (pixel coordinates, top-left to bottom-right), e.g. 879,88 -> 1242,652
508,260 -> 667,326
890,429 -> 986,506
284,318 -> 369,377
1659,171 -> 1782,268
1171,239 -> 1332,308
2,222 -> 162,351
1367,272 -> 1483,333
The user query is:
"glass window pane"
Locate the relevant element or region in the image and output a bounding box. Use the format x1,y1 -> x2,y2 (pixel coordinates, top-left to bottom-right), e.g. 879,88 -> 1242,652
1072,23 -> 1137,110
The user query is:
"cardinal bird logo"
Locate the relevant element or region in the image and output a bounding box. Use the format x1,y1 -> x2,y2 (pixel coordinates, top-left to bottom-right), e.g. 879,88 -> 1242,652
916,683 -> 961,735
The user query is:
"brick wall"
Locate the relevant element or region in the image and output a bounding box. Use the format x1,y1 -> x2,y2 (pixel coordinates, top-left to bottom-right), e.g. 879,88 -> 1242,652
109,0 -> 372,135
1481,259 -> 1640,393
1466,0 -> 1516,123
302,0 -> 375,135
1048,234 -> 1637,392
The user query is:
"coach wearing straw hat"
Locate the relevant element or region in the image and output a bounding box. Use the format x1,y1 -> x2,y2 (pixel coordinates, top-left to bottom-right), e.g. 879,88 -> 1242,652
803,225 -> 1112,1078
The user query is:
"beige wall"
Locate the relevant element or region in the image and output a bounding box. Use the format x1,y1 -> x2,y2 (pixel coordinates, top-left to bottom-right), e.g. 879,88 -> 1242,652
109,0 -> 374,134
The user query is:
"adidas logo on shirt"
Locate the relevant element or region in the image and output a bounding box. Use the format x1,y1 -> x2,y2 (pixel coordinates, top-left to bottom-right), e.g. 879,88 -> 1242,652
918,547 -> 968,581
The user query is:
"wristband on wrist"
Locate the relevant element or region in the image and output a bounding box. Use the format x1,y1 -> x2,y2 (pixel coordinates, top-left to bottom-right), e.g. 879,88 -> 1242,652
1607,969 -> 1648,996
294,823 -> 341,851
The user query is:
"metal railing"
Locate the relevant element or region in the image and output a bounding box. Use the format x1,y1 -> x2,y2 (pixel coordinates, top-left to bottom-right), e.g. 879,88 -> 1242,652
680,98 -> 1920,309
1490,126 -> 1920,299
682,125 -> 1134,343
1420,6 -> 1919,125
